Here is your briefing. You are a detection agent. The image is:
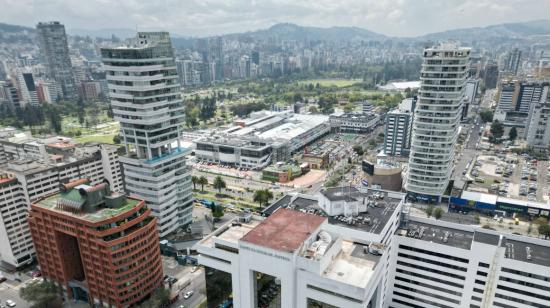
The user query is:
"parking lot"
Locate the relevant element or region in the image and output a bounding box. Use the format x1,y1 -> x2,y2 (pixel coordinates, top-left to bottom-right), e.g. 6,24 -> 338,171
467,152 -> 549,203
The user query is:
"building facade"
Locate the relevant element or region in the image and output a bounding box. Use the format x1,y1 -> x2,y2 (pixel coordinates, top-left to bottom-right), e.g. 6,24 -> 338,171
384,108 -> 413,157
526,88 -> 550,149
198,188 -> 550,308
101,32 -> 193,237
36,21 -> 76,99
329,113 -> 381,134
406,44 -> 470,200
0,135 -> 123,270
28,181 -> 163,307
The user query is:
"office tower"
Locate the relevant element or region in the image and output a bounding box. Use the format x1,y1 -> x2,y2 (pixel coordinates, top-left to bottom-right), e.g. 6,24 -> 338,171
0,80 -> 21,109
101,32 -> 193,237
28,180 -> 163,307
462,79 -> 480,120
406,44 -> 470,201
251,50 -> 260,66
16,71 -> 39,106
198,188 -> 550,308
385,99 -> 414,156
36,21 -> 76,99
504,48 -> 522,75
483,61 -> 499,89
36,80 -> 59,104
0,136 -> 123,270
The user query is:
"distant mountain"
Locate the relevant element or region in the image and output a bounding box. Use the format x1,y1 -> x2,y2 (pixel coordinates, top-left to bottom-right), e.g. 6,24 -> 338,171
223,23 -> 388,41
0,22 -> 35,44
0,22 -> 35,33
419,19 -> 550,42
67,28 -> 137,39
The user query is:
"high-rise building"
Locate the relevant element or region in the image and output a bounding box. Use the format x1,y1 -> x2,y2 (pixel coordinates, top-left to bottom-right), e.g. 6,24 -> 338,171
504,48 -> 522,75
101,32 -> 194,237
28,180 -> 163,307
36,21 -> 76,99
16,71 -> 39,107
0,134 -> 123,270
483,61 -> 499,89
0,80 -> 21,109
406,44 -> 470,201
384,98 -> 414,156
36,80 -> 59,104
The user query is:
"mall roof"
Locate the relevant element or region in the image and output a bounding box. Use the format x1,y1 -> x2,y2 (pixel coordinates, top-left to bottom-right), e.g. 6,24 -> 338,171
241,208 -> 326,253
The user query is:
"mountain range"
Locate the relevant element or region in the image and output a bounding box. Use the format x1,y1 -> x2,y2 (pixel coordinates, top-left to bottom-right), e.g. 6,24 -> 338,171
2,19 -> 550,43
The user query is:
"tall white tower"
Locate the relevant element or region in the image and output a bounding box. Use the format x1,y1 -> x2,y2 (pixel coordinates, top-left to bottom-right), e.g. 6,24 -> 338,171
406,44 -> 470,201
101,32 -> 193,237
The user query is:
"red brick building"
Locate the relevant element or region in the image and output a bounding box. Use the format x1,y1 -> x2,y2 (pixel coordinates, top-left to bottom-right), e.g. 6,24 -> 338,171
28,180 -> 163,307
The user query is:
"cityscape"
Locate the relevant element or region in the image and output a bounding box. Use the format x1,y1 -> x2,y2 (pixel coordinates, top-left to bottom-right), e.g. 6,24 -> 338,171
1,1 -> 550,308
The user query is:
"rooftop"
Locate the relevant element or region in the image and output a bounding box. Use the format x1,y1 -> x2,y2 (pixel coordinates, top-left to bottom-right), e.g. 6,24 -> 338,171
34,182 -> 141,223
502,238 -> 550,267
265,188 -> 402,235
241,208 -> 326,253
403,222 -> 474,250
321,241 -> 380,288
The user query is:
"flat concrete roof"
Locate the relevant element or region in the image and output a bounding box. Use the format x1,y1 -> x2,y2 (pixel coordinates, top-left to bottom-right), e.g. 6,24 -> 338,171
502,238 -> 550,267
322,240 -> 378,288
241,208 -> 326,253
473,232 -> 500,246
405,222 -> 474,250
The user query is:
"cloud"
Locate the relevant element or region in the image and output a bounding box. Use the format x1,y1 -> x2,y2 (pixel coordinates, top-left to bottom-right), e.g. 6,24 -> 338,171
0,0 -> 548,37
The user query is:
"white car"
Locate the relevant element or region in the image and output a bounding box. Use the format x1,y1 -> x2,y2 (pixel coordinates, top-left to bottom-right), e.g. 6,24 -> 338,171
183,291 -> 194,299
6,300 -> 16,307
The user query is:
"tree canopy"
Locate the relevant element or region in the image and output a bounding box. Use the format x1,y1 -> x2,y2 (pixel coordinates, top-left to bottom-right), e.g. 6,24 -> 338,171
20,280 -> 62,308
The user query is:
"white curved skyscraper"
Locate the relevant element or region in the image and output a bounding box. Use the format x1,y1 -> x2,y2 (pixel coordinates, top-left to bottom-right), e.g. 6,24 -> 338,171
101,32 -> 193,237
406,44 -> 470,201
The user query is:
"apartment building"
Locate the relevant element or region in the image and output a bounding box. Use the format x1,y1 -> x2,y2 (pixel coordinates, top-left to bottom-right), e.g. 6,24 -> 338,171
197,187 -> 550,308
0,134 -> 123,270
384,99 -> 414,157
406,44 -> 470,201
101,32 -> 194,237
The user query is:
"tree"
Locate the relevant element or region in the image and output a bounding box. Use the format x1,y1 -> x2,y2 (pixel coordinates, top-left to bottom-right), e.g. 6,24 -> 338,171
509,127 -> 518,141
533,216 -> 548,227
198,176 -> 208,191
425,205 -> 434,218
191,176 -> 199,190
308,106 -> 319,114
480,109 -> 493,123
20,280 -> 62,308
434,207 -> 443,220
538,224 -> 550,239
352,145 -> 364,156
212,203 -> 225,219
139,287 -> 171,308
343,102 -> 355,113
253,189 -> 274,208
213,175 -> 226,194
490,120 -> 504,142
113,135 -> 121,144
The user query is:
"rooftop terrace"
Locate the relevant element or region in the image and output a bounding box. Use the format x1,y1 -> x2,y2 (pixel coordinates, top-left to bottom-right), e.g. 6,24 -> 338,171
35,185 -> 141,223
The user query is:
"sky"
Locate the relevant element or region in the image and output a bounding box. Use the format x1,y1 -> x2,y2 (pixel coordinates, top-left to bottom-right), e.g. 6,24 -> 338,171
1,0 -> 550,37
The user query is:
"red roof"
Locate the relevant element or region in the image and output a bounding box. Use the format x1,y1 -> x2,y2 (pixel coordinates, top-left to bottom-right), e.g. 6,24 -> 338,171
241,208 -> 326,253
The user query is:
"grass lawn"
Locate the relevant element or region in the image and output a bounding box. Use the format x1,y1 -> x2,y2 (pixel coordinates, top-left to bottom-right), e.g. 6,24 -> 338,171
75,134 -> 117,144
297,78 -> 363,88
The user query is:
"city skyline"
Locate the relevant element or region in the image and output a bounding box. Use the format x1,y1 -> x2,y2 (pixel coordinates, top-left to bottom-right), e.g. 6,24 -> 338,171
1,0 -> 550,37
